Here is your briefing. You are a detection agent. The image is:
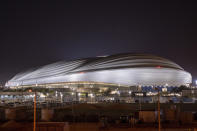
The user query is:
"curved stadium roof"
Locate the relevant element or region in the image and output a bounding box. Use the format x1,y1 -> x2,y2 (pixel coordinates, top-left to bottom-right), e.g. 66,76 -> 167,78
6,53 -> 192,87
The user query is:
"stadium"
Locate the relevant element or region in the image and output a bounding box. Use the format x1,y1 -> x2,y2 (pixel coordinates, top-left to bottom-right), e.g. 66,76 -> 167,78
6,53 -> 192,87
5,53 -> 192,102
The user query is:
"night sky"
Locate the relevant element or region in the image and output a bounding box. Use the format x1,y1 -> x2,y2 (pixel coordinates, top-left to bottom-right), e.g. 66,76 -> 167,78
0,1 -> 197,85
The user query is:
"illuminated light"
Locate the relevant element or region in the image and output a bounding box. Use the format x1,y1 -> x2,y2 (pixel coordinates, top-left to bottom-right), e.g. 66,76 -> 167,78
28,89 -> 32,93
156,66 -> 162,69
64,86 -> 69,88
196,80 -> 197,85
162,87 -> 167,92
40,93 -> 45,97
71,92 -> 74,95
111,90 -> 117,94
78,93 -> 81,96
135,93 -> 143,96
129,91 -> 131,94
110,97 -> 114,100
90,93 -> 94,97
146,92 -> 157,96
79,72 -> 85,74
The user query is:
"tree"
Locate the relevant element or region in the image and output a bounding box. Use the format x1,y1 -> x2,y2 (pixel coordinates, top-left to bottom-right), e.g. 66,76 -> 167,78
171,85 -> 189,93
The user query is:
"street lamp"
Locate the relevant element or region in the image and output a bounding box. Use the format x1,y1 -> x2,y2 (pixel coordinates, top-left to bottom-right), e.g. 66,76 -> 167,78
34,83 -> 38,131
154,86 -> 161,131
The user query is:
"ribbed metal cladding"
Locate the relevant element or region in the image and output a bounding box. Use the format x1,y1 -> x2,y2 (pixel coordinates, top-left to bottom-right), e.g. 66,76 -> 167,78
6,53 -> 192,87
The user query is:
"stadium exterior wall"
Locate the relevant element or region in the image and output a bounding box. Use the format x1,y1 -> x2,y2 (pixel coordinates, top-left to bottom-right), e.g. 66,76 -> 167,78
5,53 -> 192,87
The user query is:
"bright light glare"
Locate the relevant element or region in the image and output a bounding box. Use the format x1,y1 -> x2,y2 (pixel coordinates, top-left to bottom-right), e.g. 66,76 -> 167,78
162,87 -> 167,92
55,91 -> 57,97
90,93 -> 94,97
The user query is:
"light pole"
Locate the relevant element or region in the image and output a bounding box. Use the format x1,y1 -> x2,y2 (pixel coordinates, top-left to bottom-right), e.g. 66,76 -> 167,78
33,83 -> 38,131
154,86 -> 161,131
71,87 -> 75,123
138,85 -> 142,111
157,89 -> 161,131
21,81 -> 24,102
34,91 -> 36,131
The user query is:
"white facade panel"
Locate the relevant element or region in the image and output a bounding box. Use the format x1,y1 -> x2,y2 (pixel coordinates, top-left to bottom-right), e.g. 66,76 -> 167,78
6,53 -> 192,87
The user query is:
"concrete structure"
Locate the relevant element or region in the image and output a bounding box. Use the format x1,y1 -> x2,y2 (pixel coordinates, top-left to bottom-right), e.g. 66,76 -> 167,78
41,109 -> 54,121
0,122 -> 69,131
139,111 -> 156,123
179,112 -> 193,124
182,90 -> 197,97
5,109 -> 16,120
